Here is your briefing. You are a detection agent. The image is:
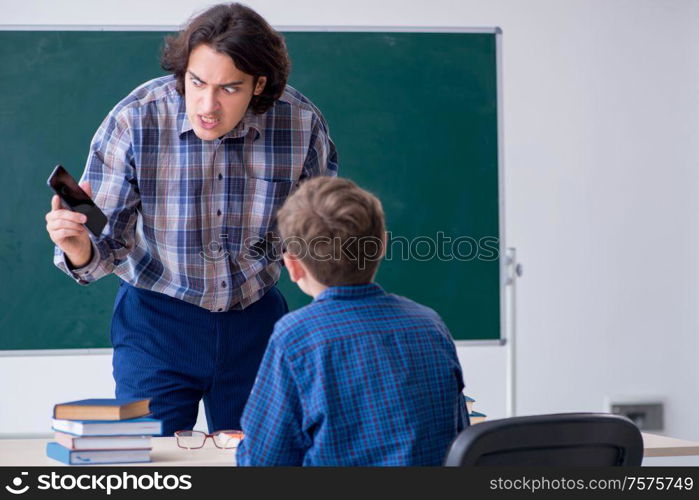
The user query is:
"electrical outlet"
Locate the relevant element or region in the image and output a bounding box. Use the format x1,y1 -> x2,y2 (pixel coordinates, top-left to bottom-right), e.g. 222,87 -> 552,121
610,402 -> 664,431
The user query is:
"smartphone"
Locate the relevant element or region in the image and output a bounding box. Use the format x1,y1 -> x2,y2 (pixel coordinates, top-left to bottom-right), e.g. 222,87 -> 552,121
47,165 -> 108,237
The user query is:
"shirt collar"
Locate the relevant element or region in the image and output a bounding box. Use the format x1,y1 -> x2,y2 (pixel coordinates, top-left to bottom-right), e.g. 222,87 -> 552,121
314,283 -> 385,303
178,99 -> 265,141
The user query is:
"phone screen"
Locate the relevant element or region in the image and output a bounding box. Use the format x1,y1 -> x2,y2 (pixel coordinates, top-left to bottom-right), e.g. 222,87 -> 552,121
48,165 -> 95,209
47,165 -> 107,237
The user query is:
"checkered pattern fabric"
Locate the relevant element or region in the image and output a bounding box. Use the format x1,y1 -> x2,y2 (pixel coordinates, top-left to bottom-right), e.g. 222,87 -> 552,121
237,283 -> 468,466
54,75 -> 338,311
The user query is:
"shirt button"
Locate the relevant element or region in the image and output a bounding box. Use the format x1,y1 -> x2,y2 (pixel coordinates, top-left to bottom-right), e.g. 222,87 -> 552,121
221,281 -> 227,288
218,173 -> 223,180
217,209 -> 221,216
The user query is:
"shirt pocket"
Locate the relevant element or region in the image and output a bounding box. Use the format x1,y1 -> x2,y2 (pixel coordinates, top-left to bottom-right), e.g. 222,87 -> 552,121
241,177 -> 295,257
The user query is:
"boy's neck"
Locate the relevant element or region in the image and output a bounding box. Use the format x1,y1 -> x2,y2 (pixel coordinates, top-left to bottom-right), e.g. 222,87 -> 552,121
307,281 -> 329,299
294,260 -> 375,299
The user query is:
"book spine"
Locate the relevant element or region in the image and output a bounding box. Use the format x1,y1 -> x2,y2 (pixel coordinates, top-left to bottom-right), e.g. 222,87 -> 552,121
45,443 -> 71,465
53,433 -> 75,450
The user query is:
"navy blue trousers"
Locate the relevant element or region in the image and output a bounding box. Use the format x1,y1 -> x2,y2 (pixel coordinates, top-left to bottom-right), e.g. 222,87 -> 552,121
111,280 -> 288,436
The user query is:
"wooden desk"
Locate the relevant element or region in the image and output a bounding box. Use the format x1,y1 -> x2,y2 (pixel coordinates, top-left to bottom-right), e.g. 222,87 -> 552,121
1,433 -> 697,466
642,433 -> 699,458
0,437 -> 236,466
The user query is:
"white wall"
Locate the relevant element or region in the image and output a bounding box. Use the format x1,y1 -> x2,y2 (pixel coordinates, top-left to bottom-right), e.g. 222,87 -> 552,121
1,0 -> 697,464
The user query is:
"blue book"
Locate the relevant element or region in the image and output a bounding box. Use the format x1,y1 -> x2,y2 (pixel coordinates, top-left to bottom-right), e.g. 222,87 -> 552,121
46,442 -> 151,465
53,398 -> 150,421
51,417 -> 162,437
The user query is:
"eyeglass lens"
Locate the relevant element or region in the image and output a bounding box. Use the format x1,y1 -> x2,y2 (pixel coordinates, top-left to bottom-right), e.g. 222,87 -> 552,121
213,431 -> 243,449
176,430 -> 206,449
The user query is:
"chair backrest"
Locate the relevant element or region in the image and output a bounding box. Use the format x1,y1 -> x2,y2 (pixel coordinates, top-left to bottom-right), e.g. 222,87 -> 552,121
444,413 -> 643,466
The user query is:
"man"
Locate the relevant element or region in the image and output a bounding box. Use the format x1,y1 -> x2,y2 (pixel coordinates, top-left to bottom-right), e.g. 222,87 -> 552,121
45,3 -> 338,436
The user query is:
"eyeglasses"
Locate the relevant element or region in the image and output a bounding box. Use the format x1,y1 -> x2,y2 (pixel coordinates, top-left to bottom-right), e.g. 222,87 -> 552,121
174,430 -> 244,450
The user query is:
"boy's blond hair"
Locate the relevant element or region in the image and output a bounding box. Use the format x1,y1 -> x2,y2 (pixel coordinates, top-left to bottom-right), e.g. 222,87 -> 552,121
276,177 -> 385,286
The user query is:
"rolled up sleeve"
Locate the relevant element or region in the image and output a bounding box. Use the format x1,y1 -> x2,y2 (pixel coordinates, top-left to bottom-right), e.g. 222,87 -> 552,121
53,107 -> 140,285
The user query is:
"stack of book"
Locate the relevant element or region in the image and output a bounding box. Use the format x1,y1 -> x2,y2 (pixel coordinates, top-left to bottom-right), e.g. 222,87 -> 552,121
465,395 -> 487,424
46,399 -> 162,465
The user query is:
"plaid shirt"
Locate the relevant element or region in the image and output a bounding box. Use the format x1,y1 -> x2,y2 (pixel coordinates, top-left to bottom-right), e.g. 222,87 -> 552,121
237,283 -> 468,466
54,75 -> 338,311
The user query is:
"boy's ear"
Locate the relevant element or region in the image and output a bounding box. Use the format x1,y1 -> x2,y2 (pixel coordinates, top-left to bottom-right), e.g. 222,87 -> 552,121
283,253 -> 305,283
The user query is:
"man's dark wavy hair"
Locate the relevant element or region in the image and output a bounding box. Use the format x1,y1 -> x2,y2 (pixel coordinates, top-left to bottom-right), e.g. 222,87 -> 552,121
161,3 -> 290,114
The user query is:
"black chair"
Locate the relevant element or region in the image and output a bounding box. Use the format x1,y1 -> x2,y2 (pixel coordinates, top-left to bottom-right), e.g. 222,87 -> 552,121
444,413 -> 643,466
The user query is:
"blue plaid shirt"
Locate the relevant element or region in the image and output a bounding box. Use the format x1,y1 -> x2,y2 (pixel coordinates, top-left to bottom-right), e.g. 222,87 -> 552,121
54,75 -> 338,311
237,283 -> 468,466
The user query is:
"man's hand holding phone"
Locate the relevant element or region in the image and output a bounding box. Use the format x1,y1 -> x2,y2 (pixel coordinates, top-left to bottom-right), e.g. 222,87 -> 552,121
45,181 -> 94,269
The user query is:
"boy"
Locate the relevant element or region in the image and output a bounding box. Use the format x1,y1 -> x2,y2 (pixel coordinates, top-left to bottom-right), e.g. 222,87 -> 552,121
237,177 -> 468,466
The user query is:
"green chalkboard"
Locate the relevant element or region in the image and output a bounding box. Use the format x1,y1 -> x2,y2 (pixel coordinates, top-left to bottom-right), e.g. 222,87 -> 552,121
0,30 -> 501,350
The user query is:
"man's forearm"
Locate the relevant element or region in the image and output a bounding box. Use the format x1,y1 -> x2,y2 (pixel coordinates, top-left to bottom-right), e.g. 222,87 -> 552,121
65,242 -> 93,270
